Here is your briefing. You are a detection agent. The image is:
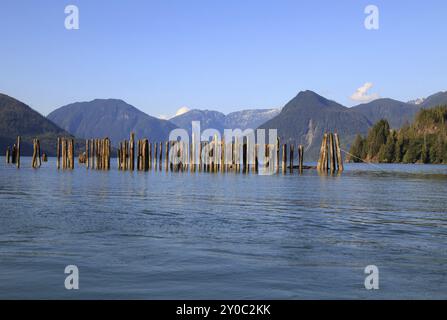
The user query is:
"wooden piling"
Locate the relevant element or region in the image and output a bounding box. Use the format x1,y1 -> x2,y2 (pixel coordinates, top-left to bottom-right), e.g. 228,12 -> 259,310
145,139 -> 150,171
91,139 -> 95,170
255,144 -> 259,173
159,142 -> 163,171
165,141 -> 169,171
242,141 -> 248,173
221,139 -> 225,173
31,139 -> 41,168
154,142 -> 158,171
5,146 -> 10,164
70,139 -> 74,169
320,133 -> 328,171
289,144 -> 294,173
317,135 -> 325,171
32,139 -> 37,168
329,133 -> 336,173
57,138 -> 61,169
16,136 -> 21,168
265,143 -> 269,170
299,145 -> 304,173
129,133 -> 135,171
61,138 -> 65,169
276,137 -> 280,174
282,144 -> 287,173
334,133 -> 344,172
85,140 -> 89,169
148,142 -> 152,170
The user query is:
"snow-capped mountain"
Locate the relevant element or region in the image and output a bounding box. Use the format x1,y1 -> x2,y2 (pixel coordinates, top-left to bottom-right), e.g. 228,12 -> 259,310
407,98 -> 426,105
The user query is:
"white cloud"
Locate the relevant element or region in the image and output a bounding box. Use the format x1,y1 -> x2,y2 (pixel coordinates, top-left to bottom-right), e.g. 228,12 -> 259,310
158,114 -> 170,120
350,82 -> 380,102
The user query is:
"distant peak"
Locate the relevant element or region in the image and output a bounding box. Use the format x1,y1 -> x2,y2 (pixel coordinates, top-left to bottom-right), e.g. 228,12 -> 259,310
297,90 -> 320,97
91,98 -> 127,104
174,106 -> 190,117
407,97 -> 425,105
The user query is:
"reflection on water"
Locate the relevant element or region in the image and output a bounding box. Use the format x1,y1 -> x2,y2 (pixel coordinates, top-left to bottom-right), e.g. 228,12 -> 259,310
0,158 -> 446,299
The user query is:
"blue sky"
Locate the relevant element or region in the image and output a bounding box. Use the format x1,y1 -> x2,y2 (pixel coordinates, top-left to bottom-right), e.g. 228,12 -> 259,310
0,0 -> 446,117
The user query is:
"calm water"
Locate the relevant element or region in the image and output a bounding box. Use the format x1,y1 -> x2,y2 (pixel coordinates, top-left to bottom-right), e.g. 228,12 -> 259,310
0,157 -> 446,299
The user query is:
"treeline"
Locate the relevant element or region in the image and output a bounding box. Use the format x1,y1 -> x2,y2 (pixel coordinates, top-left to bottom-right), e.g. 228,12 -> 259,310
349,105 -> 447,164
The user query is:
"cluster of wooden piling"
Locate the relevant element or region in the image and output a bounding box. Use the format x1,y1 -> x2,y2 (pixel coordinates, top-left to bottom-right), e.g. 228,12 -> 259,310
3,133 -> 345,176
136,138 -> 151,171
5,136 -> 20,168
117,133 -> 137,171
31,139 -> 42,168
280,143 -> 304,173
83,138 -> 111,170
118,137 -> 305,174
57,137 -> 75,170
317,133 -> 343,172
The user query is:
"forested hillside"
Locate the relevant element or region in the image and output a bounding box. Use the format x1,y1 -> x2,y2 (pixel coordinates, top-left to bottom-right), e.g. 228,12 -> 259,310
349,106 -> 447,164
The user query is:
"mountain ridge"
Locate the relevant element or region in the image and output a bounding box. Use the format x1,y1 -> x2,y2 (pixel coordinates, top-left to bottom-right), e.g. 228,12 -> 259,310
0,93 -> 76,156
47,99 -> 177,146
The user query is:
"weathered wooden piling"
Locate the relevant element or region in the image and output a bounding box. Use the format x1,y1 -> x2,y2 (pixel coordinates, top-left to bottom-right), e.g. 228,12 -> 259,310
70,139 -> 74,170
299,145 -> 304,173
85,140 -> 89,169
221,139 -> 225,173
264,143 -> 269,170
90,139 -> 95,169
117,142 -> 122,170
149,141 -> 153,171
57,138 -> 61,169
129,133 -> 135,171
32,139 -> 41,168
154,142 -> 158,171
317,133 -> 328,171
282,144 -> 287,173
289,144 -> 294,173
165,141 -> 169,171
137,140 -> 141,171
16,136 -> 21,168
276,137 -> 280,174
317,133 -> 342,173
5,146 -> 10,164
61,139 -> 65,169
254,144 -> 259,173
159,142 -> 163,171
141,139 -> 149,171
329,133 -> 336,173
32,139 -> 37,168
334,133 -> 344,172
242,141 -> 248,173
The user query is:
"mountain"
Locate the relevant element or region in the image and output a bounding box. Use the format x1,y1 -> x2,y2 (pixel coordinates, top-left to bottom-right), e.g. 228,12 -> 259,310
169,109 -> 226,134
420,91 -> 447,109
169,108 -> 280,134
258,90 -> 372,161
407,98 -> 425,105
225,109 -> 281,130
351,91 -> 447,129
48,99 -> 177,145
350,98 -> 420,128
0,93 -> 75,156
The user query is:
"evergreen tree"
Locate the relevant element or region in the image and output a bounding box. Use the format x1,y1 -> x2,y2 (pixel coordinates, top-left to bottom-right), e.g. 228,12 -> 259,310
367,119 -> 390,158
349,134 -> 367,162
378,131 -> 396,163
